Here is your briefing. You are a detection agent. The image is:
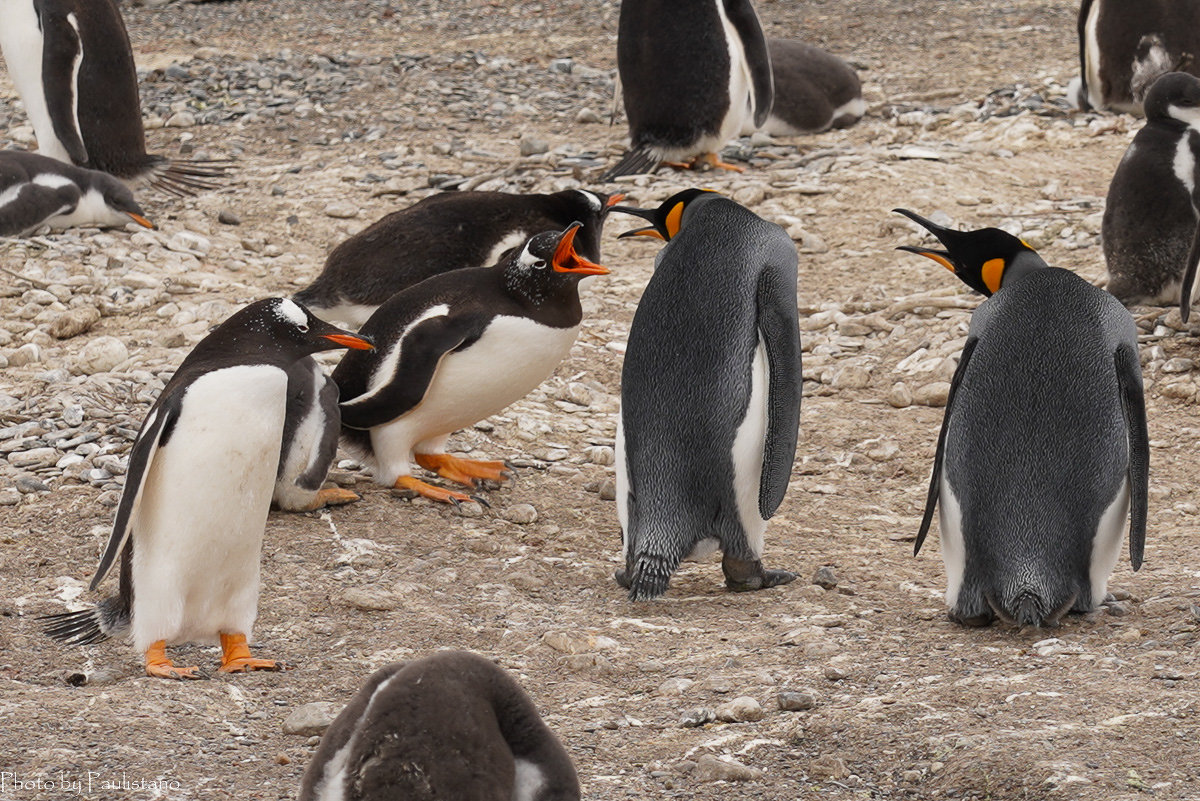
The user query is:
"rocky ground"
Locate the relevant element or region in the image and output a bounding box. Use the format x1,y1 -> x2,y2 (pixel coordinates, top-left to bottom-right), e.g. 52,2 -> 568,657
1,0 -> 1199,799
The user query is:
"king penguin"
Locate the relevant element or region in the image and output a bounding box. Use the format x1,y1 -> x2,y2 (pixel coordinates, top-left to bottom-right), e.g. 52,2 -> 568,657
295,188 -> 622,329
0,149 -> 154,236
608,189 -> 802,600
895,209 -> 1149,628
600,0 -> 774,180
744,39 -> 865,136
333,223 -> 608,506
299,651 -> 581,801
0,0 -> 224,194
42,298 -> 373,678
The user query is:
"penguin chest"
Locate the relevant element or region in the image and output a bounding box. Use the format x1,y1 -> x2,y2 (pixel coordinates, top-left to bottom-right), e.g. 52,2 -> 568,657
0,1 -> 78,163
711,0 -> 758,145
45,185 -> 127,231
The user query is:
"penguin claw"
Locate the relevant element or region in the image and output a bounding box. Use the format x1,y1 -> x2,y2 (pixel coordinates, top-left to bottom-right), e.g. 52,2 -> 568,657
392,475 -> 474,506
470,494 -> 491,509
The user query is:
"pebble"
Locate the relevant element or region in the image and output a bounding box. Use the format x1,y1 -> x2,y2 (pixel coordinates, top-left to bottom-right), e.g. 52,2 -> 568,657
693,755 -> 764,782
49,307 -> 101,339
887,382 -> 913,408
657,677 -> 695,696
823,664 -> 849,681
715,696 -> 764,722
912,381 -> 951,407
778,689 -> 818,711
282,702 -> 339,736
831,366 -> 871,389
597,478 -> 616,500
679,707 -> 715,728
1162,357 -> 1194,374
165,110 -> 197,127
575,108 -> 603,124
501,503 -> 538,524
340,586 -> 399,611
9,449 -> 58,469
809,754 -> 851,780
519,135 -> 550,156
812,566 -> 839,590
0,489 -> 21,505
75,336 -> 128,374
542,631 -> 619,654
9,343 -> 41,367
323,201 -> 359,219
218,210 -> 242,225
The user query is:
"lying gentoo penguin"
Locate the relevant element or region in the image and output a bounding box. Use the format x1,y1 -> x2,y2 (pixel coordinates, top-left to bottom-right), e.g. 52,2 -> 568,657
609,190 -> 802,600
43,298 -> 373,678
334,223 -> 608,506
600,0 -> 773,180
0,149 -> 154,236
295,188 -> 623,328
895,209 -> 1149,628
743,39 -> 865,135
1103,72 -> 1200,313
0,0 -> 225,194
1067,0 -> 1200,113
299,651 -> 580,801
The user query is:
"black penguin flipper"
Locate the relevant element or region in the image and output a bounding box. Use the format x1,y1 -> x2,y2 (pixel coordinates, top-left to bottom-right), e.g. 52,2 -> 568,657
1178,157 -> 1200,322
723,0 -> 774,127
755,259 -> 802,519
37,9 -> 89,165
916,337 -> 978,556
1115,342 -> 1149,570
0,184 -> 75,237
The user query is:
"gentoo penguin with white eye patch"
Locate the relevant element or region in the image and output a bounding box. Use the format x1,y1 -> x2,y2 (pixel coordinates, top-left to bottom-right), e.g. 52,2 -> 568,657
895,209 -> 1149,628
334,223 -> 608,506
608,190 -> 802,600
0,150 -> 154,236
0,0 -> 225,194
600,0 -> 773,180
295,188 -> 623,328
299,651 -> 580,801
42,298 -> 374,679
743,39 -> 865,136
1103,72 -> 1200,312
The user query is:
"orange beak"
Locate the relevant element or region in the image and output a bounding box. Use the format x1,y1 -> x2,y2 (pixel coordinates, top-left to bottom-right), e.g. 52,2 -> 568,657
553,223 -> 610,275
127,212 -> 155,230
324,333 -> 375,350
604,193 -> 626,209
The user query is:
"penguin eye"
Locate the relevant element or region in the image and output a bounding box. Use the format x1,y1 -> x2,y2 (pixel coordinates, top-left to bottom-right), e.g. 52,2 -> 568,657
533,259 -> 547,269
298,323 -> 310,333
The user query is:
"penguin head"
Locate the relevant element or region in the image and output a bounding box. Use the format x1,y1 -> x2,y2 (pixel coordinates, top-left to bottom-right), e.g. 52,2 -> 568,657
245,298 -> 375,355
503,224 -> 609,303
610,188 -> 720,241
1143,71 -> 1200,126
96,174 -> 155,230
566,188 -> 626,218
893,209 -> 1048,296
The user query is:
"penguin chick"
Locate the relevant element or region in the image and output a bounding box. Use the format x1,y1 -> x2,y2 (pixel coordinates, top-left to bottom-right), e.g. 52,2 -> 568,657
895,209 -> 1149,629
334,223 -> 608,506
0,150 -> 153,236
42,298 -> 373,679
295,188 -> 622,328
299,651 -> 580,801
744,39 -> 865,136
611,190 -> 802,600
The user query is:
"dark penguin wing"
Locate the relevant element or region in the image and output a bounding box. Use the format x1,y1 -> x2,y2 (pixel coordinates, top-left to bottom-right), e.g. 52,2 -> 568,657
723,0 -> 774,128
1177,130 -> 1200,322
756,251 -> 802,518
35,5 -> 89,164
1114,341 -> 1149,569
0,182 -> 77,237
277,357 -> 341,492
915,337 -> 979,556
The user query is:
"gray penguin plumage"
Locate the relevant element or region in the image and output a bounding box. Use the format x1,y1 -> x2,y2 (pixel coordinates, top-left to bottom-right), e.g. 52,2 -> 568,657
610,190 -> 802,600
897,210 -> 1149,628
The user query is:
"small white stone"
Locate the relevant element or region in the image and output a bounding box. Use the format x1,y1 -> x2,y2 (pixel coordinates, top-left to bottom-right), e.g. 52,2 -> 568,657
75,337 -> 128,375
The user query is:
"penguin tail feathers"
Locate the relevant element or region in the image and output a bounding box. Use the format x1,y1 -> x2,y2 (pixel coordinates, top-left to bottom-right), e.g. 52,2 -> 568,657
40,596 -> 130,646
625,552 -> 680,602
599,147 -> 660,182
145,158 -> 233,197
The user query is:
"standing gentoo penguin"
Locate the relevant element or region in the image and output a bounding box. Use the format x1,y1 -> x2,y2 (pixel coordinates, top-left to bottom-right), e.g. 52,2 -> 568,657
895,210 -> 1149,628
609,190 -> 802,600
0,0 -> 224,194
299,651 -> 580,801
1103,72 -> 1200,312
42,299 -> 373,678
744,39 -> 865,135
295,188 -> 623,328
0,149 -> 154,236
334,223 -> 608,506
600,0 -> 774,180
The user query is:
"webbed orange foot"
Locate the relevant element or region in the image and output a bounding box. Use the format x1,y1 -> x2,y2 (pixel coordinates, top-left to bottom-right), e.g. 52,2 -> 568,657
305,486 -> 361,510
414,453 -> 511,487
219,633 -> 282,673
393,474 -> 475,505
145,640 -> 202,680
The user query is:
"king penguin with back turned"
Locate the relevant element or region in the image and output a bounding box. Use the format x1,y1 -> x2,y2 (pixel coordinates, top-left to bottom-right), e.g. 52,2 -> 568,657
609,189 -> 802,600
43,298 -> 373,678
895,209 -> 1149,628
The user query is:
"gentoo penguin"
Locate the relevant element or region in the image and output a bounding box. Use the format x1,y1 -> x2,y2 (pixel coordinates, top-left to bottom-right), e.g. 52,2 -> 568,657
1103,72 -> 1200,312
895,209 -> 1149,628
295,188 -> 623,328
0,149 -> 153,236
600,0 -> 774,180
609,190 -> 802,600
1068,0 -> 1200,114
299,651 -> 580,801
334,223 -> 608,506
743,39 -> 864,136
42,298 -> 373,678
0,0 -> 224,194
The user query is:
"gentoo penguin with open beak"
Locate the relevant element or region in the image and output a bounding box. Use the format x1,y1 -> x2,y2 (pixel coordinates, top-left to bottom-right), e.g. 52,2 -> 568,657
43,298 -> 373,678
608,190 -> 802,600
334,223 -> 608,506
299,651 -> 580,801
0,149 -> 154,236
0,0 -> 225,194
895,209 -> 1149,628
743,39 -> 865,136
295,188 -> 623,328
600,0 -> 773,180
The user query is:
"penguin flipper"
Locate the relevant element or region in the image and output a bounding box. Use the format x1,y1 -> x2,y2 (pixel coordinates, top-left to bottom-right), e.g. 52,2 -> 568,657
1177,160 -> 1200,322
1115,341 -> 1149,570
37,10 -> 89,165
916,337 -> 978,556
0,184 -> 75,237
722,0 -> 774,128
756,260 -> 802,519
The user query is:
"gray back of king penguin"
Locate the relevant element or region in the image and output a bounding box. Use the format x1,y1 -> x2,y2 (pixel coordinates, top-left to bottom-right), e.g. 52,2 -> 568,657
616,195 -> 802,600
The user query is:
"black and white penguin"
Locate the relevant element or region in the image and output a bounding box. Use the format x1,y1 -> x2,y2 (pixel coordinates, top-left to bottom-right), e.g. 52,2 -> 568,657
743,39 -> 864,136
0,149 -> 153,236
1068,0 -> 1200,114
609,190 -> 802,600
299,651 -> 580,801
0,0 -> 224,194
334,223 -> 608,505
295,188 -> 622,328
1103,72 -> 1200,312
42,298 -> 373,678
600,0 -> 774,180
895,209 -> 1149,628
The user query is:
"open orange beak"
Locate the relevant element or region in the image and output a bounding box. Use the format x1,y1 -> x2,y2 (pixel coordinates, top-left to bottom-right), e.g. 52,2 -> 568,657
896,245 -> 957,274
324,333 -> 375,350
603,193 -> 626,210
127,212 -> 155,230
553,223 -> 610,275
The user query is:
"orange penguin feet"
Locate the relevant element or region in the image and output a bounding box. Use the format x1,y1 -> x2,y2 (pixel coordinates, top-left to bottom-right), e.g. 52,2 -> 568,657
663,153 -> 746,173
414,453 -> 511,487
144,640 -> 202,680
303,486 -> 361,511
393,474 -> 477,506
218,632 -> 282,673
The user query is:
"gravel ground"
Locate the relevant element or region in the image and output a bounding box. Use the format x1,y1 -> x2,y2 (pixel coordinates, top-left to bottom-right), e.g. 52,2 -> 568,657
1,1 -> 1199,800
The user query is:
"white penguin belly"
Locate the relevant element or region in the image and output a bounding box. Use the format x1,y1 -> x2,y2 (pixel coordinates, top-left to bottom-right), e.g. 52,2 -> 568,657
1081,0 -> 1105,111
730,338 -> 769,557
45,186 -> 129,232
712,0 -> 758,148
130,366 -> 288,651
1089,477 -> 1130,607
0,1 -> 78,163
937,472 -> 966,608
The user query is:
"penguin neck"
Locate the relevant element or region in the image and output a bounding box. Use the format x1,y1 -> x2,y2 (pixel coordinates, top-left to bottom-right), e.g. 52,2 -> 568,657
996,250 -> 1048,291
500,267 -> 584,327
